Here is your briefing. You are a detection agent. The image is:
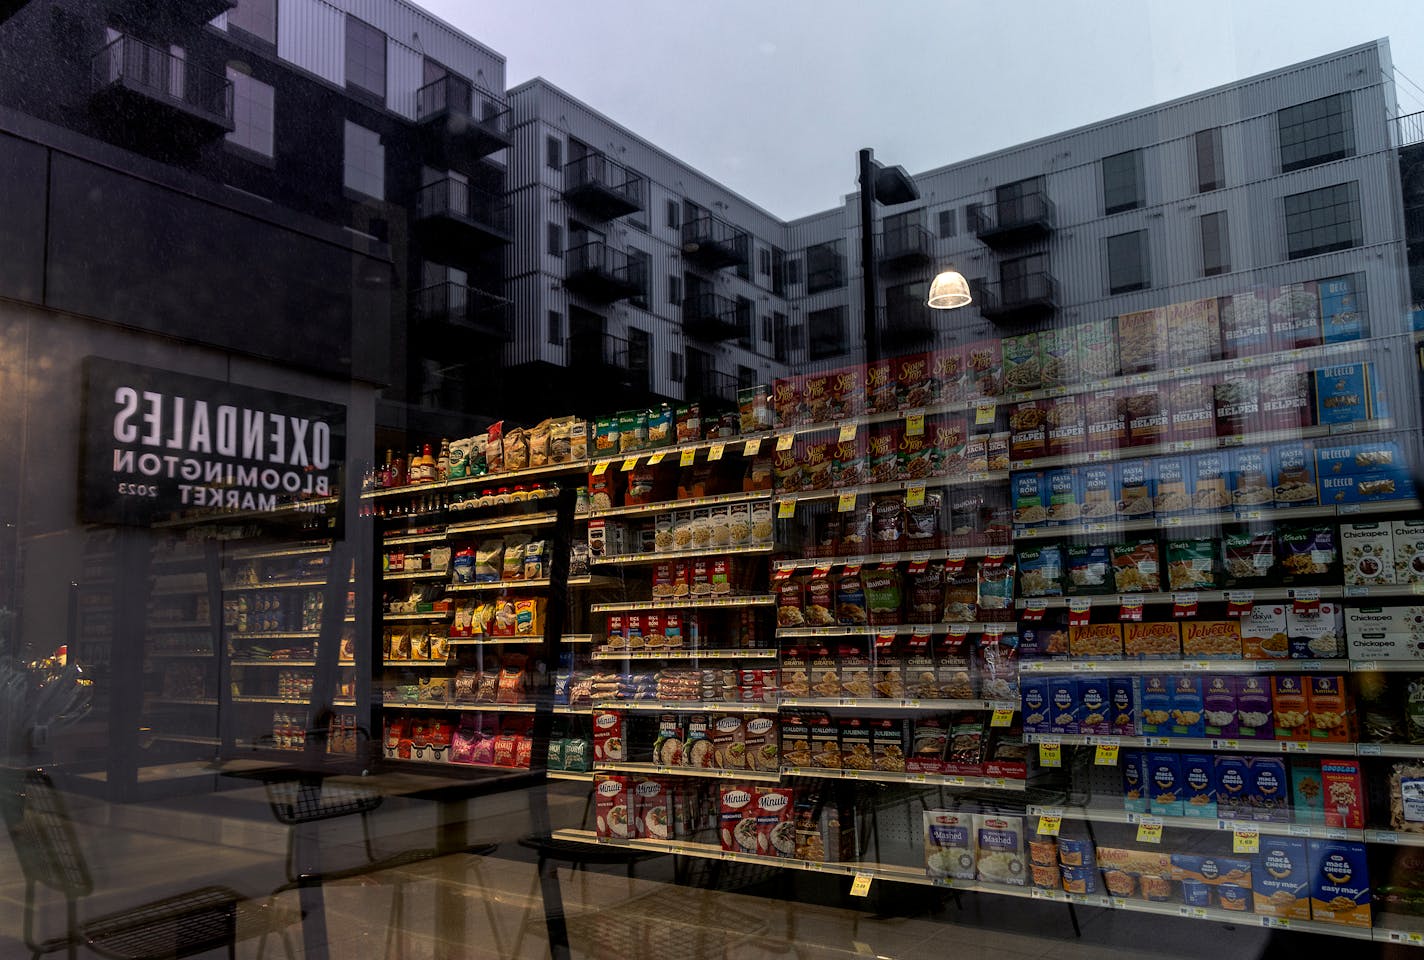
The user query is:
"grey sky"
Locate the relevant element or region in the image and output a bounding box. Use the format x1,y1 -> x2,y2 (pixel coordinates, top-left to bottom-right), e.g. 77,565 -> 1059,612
423,0 -> 1424,220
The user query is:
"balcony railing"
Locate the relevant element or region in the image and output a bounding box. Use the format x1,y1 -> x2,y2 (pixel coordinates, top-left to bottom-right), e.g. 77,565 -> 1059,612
110,0 -> 236,28
414,178 -> 511,243
971,192 -> 1056,249
415,75 -> 511,159
568,330 -> 650,394
881,299 -> 935,345
685,365 -> 739,407
565,241 -> 641,302
974,271 -> 1058,323
563,154 -> 644,220
878,223 -> 934,269
681,212 -> 749,270
91,35 -> 233,133
415,282 -> 510,340
682,292 -> 741,341
1396,110 -> 1424,149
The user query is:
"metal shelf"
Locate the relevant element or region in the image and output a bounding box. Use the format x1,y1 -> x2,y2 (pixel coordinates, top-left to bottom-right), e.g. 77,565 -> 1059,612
777,623 -> 1014,638
591,595 -> 777,613
777,472 -> 1010,505
589,490 -> 773,519
591,545 -> 774,566
774,546 -> 1013,570
1020,658 -> 1349,675
362,461 -> 589,499
1015,586 -> 1341,608
1024,732 -> 1358,756
780,767 -> 1026,790
593,762 -> 781,783
591,649 -> 778,661
445,511 -> 560,535
1024,804 -> 1364,841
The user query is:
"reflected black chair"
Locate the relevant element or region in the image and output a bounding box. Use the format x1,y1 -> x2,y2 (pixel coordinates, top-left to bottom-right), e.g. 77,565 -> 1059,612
260,779 -> 503,960
510,833 -> 660,957
1,767 -> 245,960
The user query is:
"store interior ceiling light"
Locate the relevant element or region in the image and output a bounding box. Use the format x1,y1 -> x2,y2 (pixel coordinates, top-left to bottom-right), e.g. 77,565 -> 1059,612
927,269 -> 972,309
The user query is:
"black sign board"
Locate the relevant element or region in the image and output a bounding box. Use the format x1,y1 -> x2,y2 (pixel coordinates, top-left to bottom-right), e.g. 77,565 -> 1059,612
80,357 -> 347,537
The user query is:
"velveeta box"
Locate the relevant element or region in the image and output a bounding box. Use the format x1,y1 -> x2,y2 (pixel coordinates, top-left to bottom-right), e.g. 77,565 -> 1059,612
1125,622 -> 1180,659
1308,840 -> 1372,928
1252,837 -> 1310,920
1068,623 -> 1122,659
1181,620 -> 1242,660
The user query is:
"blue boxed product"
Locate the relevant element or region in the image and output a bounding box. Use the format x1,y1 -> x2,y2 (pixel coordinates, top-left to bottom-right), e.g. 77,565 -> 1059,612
1228,446 -> 1273,510
1252,836 -> 1310,919
1307,839 -> 1372,927
1247,756 -> 1290,823
1020,678 -> 1050,734
1017,543 -> 1065,598
1313,363 -> 1371,425
1153,455 -> 1191,516
1215,755 -> 1250,820
1045,467 -> 1083,527
1048,677 -> 1079,735
1272,440 -> 1318,507
1109,676 -> 1138,737
1170,674 -> 1205,738
1147,751 -> 1184,818
1180,753 -> 1217,818
1316,439 -> 1407,477
1319,275 -> 1366,344
1077,677 -> 1111,737
1115,458 -> 1155,520
1122,750 -> 1149,814
1141,675 -> 1171,737
1012,471 -> 1047,528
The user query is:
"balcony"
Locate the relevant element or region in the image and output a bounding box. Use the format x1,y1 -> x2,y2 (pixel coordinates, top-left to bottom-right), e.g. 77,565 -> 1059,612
682,292 -> 742,342
974,272 -> 1058,324
568,331 -> 649,395
414,283 -> 510,341
881,300 -> 936,347
971,192 -> 1056,249
108,0 -> 235,30
416,75 -> 511,164
878,223 -> 934,271
565,241 -> 641,303
685,365 -> 739,407
562,154 -> 644,221
681,213 -> 749,271
90,36 -> 233,141
413,179 -> 511,251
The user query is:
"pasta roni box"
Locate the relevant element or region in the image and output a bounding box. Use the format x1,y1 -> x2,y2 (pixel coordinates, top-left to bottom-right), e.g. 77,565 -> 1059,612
1252,836 -> 1310,920
1308,839 -> 1372,928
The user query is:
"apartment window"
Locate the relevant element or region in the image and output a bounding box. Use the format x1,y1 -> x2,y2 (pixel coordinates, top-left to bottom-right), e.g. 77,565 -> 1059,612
938,208 -> 956,238
807,305 -> 846,360
342,121 -> 384,200
773,312 -> 791,362
547,222 -> 563,258
669,350 -> 684,382
666,199 -> 680,229
627,248 -> 650,308
1106,230 -> 1150,293
344,16 -> 386,99
546,135 -> 561,170
227,0 -> 275,44
1285,182 -> 1362,259
1195,127 -> 1224,192
737,365 -> 757,391
806,240 -> 845,294
759,248 -> 771,276
225,67 -> 274,157
761,315 -> 773,344
736,296 -> 754,349
1200,211 -> 1230,276
547,310 -> 563,346
771,247 -> 786,296
628,328 -> 650,377
1102,149 -> 1144,214
996,177 -> 1044,223
1001,253 -> 1047,301
1278,93 -> 1355,173
668,275 -> 682,305
786,258 -> 801,285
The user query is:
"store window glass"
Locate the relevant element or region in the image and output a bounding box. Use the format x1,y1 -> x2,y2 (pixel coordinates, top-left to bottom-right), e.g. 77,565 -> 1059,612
1200,210 -> 1230,275
227,0 -> 276,44
342,119 -> 384,199
345,15 -> 386,99
806,303 -> 846,358
805,239 -> 845,292
1285,181 -> 1362,258
1102,147 -> 1144,213
1279,92 -> 1355,172
225,66 -> 274,157
1106,228 -> 1150,292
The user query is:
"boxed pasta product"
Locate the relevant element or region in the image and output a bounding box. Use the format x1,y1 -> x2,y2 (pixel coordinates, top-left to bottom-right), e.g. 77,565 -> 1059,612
1047,677 -> 1079,735
1307,840 -> 1372,927
1216,755 -> 1249,818
1252,837 -> 1311,920
1340,522 -> 1396,585
1182,620 -> 1242,659
1009,400 -> 1048,461
1170,674 -> 1206,736
1077,677 -> 1112,736
1393,520 -> 1424,584
1288,603 -> 1343,659
1115,459 -> 1154,519
1125,621 -> 1179,659
1153,456 -> 1191,516
1269,281 -> 1322,351
1020,678 -> 1049,734
1122,385 -> 1168,448
1110,677 -> 1139,735
1117,308 -> 1166,373
1241,603 -> 1289,660
1203,674 -> 1239,738
1084,389 -> 1126,449
1147,751 -> 1184,817
1166,375 -> 1217,444
1180,753 -> 1217,818
1308,674 -> 1353,743
1141,675 -> 1171,736
1121,750 -> 1149,813
1229,446 -> 1273,508
1039,326 -> 1080,388
1272,440 -> 1318,506
1248,757 -> 1290,822
1237,675 -> 1276,740
1001,333 -> 1041,393
1081,464 -> 1115,520
1314,363 -> 1373,425
1272,674 -> 1311,740
1077,318 -> 1119,380
1260,362 -> 1314,432
1320,758 -> 1365,828
1069,623 -> 1123,659
1044,468 -> 1083,526
1169,298 -> 1223,366
1219,288 -> 1270,358
1214,376 -> 1260,437
1011,472 -> 1048,527
1190,451 -> 1230,513
1044,394 -> 1086,456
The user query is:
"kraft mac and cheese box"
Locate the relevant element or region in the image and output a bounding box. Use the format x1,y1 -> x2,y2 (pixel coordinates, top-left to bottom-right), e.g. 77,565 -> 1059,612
1247,757 -> 1290,823
1308,840 -> 1372,927
1180,753 -> 1217,818
1215,755 -> 1250,820
1140,675 -> 1172,736
1048,676 -> 1079,735
1109,676 -> 1138,736
1121,750 -> 1149,814
1169,674 -> 1206,738
1252,837 -> 1311,919
1147,752 -> 1184,818
1202,674 -> 1239,739
1077,677 -> 1112,737
1019,678 -> 1050,735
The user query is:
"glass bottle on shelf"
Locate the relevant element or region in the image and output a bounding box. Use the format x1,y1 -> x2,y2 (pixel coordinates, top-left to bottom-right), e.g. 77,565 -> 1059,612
436,439 -> 451,481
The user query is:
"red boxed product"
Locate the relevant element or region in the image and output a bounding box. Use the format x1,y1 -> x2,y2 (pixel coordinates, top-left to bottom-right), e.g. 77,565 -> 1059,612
773,376 -> 802,427
896,352 -> 934,410
594,774 -> 630,839
965,339 -> 1003,399
1084,389 -> 1126,450
866,359 -> 897,413
632,776 -> 671,840
803,372 -> 833,424
1165,375 -> 1216,444
592,709 -> 625,762
829,365 -> 865,420
1044,394 -> 1086,457
755,786 -> 797,858
1121,384 -> 1168,448
720,783 -> 758,853
932,346 -> 968,404
1009,400 -> 1049,461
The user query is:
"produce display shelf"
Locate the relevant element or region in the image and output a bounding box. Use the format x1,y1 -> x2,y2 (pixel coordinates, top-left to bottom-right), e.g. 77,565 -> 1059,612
588,490 -> 773,519
1024,804 -> 1365,841
777,472 -> 1010,505
1024,732 -> 1359,755
592,595 -> 777,612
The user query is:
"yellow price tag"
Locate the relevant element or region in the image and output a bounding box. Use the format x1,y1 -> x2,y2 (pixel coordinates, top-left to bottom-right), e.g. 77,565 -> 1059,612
1233,827 -> 1260,854
837,493 -> 857,512
1036,814 -> 1062,837
905,412 -> 925,436
679,448 -> 696,467
777,500 -> 796,519
839,422 -> 858,442
592,461 -> 610,476
849,872 -> 874,897
1136,818 -> 1163,844
1038,741 -> 1061,768
905,483 -> 926,508
776,433 -> 795,451
975,403 -> 996,426
708,443 -> 726,462
647,451 -> 666,465
621,457 -> 639,472
1094,742 -> 1120,766
990,708 -> 1014,728
743,437 -> 761,457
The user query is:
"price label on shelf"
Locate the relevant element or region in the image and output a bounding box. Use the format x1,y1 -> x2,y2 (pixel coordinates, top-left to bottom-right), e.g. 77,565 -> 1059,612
1094,741 -> 1120,766
905,411 -> 925,436
1038,740 -> 1062,767
1173,593 -> 1199,618
621,457 -> 639,472
1226,591 -> 1254,617
838,493 -> 857,512
839,422 -> 858,442
776,433 -> 795,452
680,448 -> 697,467
742,437 -> 761,457
1136,817 -> 1164,844
647,451 -> 666,465
974,403 -> 996,426
1067,598 -> 1092,628
991,708 -> 1014,728
1036,814 -> 1062,836
849,873 -> 874,897
1119,597 -> 1144,622
777,499 -> 796,519
1292,588 -> 1321,617
1022,599 -> 1048,622
1233,826 -> 1260,854
592,461 -> 611,476
905,483 -> 926,508
708,443 -> 726,462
